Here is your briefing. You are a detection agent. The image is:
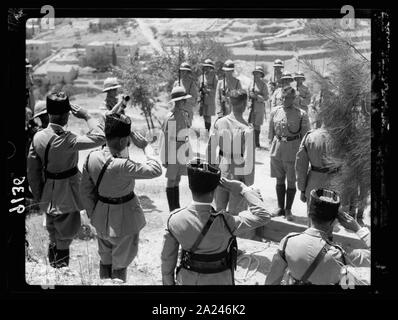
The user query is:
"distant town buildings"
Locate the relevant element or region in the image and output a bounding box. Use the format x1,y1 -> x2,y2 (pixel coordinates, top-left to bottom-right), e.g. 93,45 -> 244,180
26,40 -> 52,64
46,64 -> 78,84
85,41 -> 138,67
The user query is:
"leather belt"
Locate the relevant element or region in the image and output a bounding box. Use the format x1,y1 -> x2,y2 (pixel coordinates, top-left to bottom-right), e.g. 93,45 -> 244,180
219,150 -> 244,158
97,191 -> 136,205
276,134 -> 301,142
179,249 -> 231,274
45,167 -> 78,180
311,165 -> 339,174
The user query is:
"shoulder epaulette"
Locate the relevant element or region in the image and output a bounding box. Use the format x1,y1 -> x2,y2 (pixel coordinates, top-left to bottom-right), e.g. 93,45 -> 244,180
280,232 -> 302,261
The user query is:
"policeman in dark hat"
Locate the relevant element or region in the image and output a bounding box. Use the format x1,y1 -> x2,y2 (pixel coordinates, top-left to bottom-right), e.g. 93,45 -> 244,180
161,158 -> 273,285
265,188 -> 370,285
27,92 -> 106,268
81,113 -> 162,283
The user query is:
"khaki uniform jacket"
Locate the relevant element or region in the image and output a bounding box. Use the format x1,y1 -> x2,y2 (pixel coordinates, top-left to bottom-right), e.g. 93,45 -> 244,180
198,73 -> 218,116
80,146 -> 162,238
215,77 -> 242,116
295,128 -> 334,199
161,186 -> 273,285
270,87 -> 284,110
161,109 -> 190,166
265,227 -> 370,285
173,78 -> 198,118
27,121 -> 106,214
208,113 -> 255,185
268,106 -> 310,162
294,84 -> 311,111
248,79 -> 269,127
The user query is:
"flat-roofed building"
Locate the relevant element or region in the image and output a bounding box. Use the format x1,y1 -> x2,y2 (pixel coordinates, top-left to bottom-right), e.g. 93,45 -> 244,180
26,40 -> 52,64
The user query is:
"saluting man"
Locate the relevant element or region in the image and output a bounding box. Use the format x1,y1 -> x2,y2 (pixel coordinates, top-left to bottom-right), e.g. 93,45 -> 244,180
265,189 -> 370,285
161,86 -> 193,212
173,62 -> 198,128
248,65 -> 269,148
27,92 -> 106,268
198,58 -> 218,132
80,113 -> 162,282
293,72 -> 311,113
161,158 -> 273,285
270,72 -> 294,109
215,60 -> 242,117
268,87 -> 310,221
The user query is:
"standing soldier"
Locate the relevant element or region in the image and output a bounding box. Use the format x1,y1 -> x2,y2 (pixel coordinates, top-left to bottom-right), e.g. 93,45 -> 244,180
161,86 -> 193,212
198,59 -> 218,132
215,60 -> 242,117
207,89 -> 255,231
268,87 -> 310,221
80,113 -> 162,282
161,159 -> 273,285
173,62 -> 198,128
295,121 -> 338,223
293,72 -> 311,113
26,58 -> 35,113
27,92 -> 106,268
102,77 -> 122,111
270,72 -> 294,109
268,59 -> 284,96
265,188 -> 370,285
248,66 -> 269,148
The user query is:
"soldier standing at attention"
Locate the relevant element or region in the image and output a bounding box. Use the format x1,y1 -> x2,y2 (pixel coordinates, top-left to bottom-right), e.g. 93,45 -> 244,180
268,87 -> 310,221
198,59 -> 218,132
295,120 -> 338,222
161,86 -> 192,212
270,72 -> 294,109
248,66 -> 269,148
27,92 -> 106,268
207,89 -> 255,217
268,59 -> 284,96
215,60 -> 242,117
173,62 -> 198,128
161,158 -> 273,285
80,113 -> 162,282
265,189 -> 370,285
293,72 -> 311,113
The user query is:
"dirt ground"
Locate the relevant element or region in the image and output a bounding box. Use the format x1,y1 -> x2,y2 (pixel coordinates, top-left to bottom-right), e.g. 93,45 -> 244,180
25,100 -> 370,286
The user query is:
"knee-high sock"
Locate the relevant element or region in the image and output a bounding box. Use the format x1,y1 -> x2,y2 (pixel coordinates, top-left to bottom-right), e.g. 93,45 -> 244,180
174,186 -> 180,209
166,187 -> 175,212
276,184 -> 286,209
285,188 -> 296,210
204,121 -> 211,132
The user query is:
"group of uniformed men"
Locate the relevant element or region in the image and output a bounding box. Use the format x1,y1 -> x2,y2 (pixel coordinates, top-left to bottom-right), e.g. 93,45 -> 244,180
26,57 -> 369,285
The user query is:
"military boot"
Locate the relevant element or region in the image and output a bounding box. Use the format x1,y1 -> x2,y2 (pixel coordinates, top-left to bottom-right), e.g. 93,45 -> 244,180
174,186 -> 180,209
285,188 -> 296,222
48,242 -> 57,268
112,268 -> 127,283
99,263 -> 112,279
55,248 -> 70,268
272,184 -> 286,217
166,187 -> 176,212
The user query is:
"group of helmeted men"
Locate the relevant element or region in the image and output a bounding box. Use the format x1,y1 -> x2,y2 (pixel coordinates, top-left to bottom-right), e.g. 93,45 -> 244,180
26,57 -> 369,285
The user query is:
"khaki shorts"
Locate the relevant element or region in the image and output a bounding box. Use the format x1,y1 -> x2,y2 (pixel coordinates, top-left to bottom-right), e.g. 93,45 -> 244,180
165,163 -> 187,180
270,157 -> 296,182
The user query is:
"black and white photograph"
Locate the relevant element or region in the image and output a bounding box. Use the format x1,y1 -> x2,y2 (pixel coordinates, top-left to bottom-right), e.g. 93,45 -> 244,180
5,5 -> 393,303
